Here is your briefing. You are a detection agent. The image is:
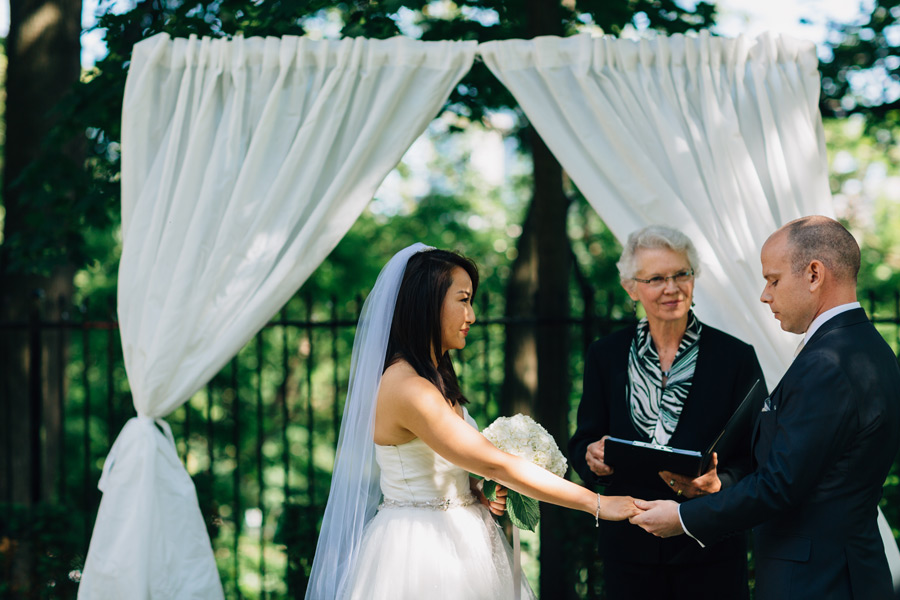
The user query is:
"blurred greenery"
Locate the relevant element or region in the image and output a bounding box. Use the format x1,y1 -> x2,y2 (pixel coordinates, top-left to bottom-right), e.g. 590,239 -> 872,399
823,113 -> 900,546
824,116 -> 900,352
819,0 -> 900,125
0,503 -> 83,599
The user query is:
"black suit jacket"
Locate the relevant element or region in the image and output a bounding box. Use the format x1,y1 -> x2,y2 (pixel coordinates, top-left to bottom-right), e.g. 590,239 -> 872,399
680,308 -> 900,599
569,321 -> 766,565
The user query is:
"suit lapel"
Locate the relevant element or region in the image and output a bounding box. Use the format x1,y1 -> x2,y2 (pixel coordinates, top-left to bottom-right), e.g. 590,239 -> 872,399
751,308 -> 867,463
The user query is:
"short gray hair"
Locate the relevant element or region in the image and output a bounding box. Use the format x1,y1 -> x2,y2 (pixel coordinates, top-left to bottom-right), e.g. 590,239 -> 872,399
616,225 -> 701,281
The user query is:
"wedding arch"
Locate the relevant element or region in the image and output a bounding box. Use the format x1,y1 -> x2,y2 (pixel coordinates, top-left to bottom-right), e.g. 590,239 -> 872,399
76,31 -> 899,598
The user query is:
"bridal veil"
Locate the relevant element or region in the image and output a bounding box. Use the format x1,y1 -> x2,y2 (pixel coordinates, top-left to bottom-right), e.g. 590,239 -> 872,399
305,243 -> 431,599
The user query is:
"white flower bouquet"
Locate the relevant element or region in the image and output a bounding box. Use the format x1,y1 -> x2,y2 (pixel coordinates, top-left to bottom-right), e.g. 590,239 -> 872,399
480,413 -> 568,531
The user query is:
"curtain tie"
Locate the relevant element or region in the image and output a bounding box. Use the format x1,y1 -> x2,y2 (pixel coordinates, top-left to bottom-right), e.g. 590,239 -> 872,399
97,415 -> 176,492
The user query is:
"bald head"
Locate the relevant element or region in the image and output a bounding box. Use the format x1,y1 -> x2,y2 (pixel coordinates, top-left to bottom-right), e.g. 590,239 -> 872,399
760,216 -> 860,333
779,216 -> 860,285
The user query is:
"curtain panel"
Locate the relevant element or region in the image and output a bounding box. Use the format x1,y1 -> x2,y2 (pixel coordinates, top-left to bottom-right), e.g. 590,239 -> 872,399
481,31 -> 830,386
78,33 -> 476,599
79,30 -> 899,597
480,30 -> 899,585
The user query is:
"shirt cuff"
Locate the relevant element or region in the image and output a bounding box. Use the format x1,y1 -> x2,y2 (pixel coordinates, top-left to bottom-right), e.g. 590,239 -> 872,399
677,504 -> 705,548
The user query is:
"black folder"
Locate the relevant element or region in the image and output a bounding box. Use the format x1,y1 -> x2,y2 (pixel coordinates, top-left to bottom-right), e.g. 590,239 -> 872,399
604,379 -> 765,480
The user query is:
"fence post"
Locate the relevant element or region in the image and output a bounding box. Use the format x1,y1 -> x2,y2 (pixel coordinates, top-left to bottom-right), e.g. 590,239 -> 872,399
255,328 -> 267,597
106,299 -> 116,449
80,298 -> 92,547
28,291 -> 43,503
895,290 -> 900,362
281,306 -> 291,505
57,295 -> 69,501
305,294 -> 315,505
331,297 -> 340,445
482,291 -> 491,416
230,357 -> 242,600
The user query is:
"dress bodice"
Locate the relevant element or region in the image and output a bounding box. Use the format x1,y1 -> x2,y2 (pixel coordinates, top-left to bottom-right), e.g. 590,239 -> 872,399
375,408 -> 476,504
345,407 -> 536,599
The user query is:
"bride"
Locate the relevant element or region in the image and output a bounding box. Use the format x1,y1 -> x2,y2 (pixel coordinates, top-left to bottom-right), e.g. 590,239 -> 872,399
305,244 -> 640,599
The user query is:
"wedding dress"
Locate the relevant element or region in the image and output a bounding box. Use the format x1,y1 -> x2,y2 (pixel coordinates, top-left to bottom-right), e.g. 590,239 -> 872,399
306,244 -> 535,599
340,407 -> 535,600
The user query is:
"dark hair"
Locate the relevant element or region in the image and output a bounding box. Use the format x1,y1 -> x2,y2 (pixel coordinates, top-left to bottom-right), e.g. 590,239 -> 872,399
384,249 -> 479,406
785,216 -> 860,283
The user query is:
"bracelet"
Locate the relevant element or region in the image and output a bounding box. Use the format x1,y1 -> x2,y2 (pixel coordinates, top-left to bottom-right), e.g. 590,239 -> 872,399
595,493 -> 602,527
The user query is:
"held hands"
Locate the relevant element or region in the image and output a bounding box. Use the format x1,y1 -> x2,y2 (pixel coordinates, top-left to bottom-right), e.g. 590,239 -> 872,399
625,454 -> 721,537
659,452 -> 721,499
628,455 -> 723,536
598,454 -> 723,535
628,500 -> 684,537
585,436 -> 614,477
601,495 -> 642,521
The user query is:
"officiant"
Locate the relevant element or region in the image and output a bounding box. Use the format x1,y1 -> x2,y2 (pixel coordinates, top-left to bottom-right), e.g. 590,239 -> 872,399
569,225 -> 766,600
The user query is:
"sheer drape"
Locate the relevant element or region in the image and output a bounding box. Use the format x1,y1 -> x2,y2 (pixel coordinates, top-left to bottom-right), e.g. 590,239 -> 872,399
78,33 -> 476,599
481,31 -> 828,386
481,29 -> 900,584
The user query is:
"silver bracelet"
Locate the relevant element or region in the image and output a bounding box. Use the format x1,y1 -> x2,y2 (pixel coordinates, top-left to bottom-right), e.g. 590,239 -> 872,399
595,493 -> 601,527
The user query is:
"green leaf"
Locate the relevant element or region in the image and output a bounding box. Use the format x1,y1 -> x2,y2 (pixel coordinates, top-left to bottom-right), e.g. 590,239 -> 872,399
483,479 -> 498,502
506,490 -> 540,532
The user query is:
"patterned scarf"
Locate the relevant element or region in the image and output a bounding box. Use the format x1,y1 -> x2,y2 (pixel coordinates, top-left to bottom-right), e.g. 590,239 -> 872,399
626,312 -> 702,445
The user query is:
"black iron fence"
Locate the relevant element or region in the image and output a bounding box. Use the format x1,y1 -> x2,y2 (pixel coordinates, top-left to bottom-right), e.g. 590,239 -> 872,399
2,288 -> 900,598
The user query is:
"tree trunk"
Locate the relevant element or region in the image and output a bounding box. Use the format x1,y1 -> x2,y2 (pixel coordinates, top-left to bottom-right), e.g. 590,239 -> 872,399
2,0 -> 82,590
526,2 -> 574,597
499,1 -> 576,595
531,129 -> 576,599
1,0 -> 82,505
501,201 -> 538,417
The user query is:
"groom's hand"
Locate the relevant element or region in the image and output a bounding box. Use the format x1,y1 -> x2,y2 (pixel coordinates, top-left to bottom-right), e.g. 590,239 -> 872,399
629,500 -> 684,537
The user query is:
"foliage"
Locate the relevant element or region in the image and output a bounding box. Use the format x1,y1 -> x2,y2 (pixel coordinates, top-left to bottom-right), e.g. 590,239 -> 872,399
0,0 -> 717,285
820,1 -> 900,129
14,1 -> 900,598
823,116 -> 900,341
484,480 -> 541,531
0,502 -> 84,598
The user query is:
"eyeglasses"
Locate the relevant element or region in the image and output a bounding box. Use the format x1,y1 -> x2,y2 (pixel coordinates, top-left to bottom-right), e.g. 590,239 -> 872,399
631,270 -> 694,289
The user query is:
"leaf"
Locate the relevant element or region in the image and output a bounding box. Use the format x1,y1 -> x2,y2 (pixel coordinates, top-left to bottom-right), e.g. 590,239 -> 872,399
483,479 -> 498,502
506,490 -> 540,532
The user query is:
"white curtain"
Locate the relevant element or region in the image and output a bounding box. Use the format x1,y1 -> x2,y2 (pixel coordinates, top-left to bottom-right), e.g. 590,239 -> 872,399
480,29 -> 900,584
78,33 -> 476,599
481,31 -> 829,386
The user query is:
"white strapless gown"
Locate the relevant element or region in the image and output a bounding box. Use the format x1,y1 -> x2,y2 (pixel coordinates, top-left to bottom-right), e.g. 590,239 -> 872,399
340,409 -> 535,599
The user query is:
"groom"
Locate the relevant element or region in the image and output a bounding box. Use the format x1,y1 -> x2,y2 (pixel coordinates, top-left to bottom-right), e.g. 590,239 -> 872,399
630,216 -> 900,599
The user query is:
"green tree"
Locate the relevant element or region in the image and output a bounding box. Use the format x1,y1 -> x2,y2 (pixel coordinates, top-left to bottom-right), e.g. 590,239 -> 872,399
5,1 -> 715,595
820,0 -> 900,123
819,1 -> 900,342
819,2 -> 900,544
0,1 -> 84,595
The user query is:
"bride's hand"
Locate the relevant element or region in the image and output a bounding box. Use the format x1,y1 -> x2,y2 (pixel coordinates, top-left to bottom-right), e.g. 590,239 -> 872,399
471,478 -> 507,516
487,485 -> 508,516
600,495 -> 643,521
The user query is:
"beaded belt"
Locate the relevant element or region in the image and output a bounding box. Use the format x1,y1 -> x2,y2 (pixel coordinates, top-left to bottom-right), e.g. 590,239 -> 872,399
378,493 -> 477,511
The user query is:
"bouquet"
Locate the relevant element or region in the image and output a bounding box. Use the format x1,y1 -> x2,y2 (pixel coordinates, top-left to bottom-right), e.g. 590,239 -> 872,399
480,413 -> 568,531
